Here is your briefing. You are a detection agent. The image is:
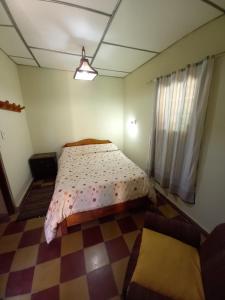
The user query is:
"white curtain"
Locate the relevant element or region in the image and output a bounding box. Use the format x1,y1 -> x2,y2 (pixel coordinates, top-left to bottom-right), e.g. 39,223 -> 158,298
151,57 -> 214,203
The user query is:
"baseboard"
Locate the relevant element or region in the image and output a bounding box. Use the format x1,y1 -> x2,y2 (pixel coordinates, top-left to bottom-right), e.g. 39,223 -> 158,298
166,197 -> 209,236
15,177 -> 33,208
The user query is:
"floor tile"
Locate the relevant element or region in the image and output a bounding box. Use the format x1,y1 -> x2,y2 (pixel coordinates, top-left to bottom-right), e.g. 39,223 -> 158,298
60,250 -> 86,283
106,237 -> 129,263
0,251 -> 15,274
87,265 -> 118,300
123,231 -> 139,252
31,285 -> 59,300
158,204 -> 179,219
0,233 -> 22,254
4,221 -> 26,235
10,213 -> 19,223
19,228 -> 42,248
83,226 -> 103,248
6,267 -> 34,297
68,224 -> 81,233
117,217 -> 137,234
101,221 -> 121,241
112,257 -> 129,294
156,193 -> 168,206
81,219 -> 99,230
5,293 -> 31,300
0,222 -> 8,236
132,212 -> 145,229
11,245 -> 38,272
60,276 -> 89,300
40,231 -> 46,243
0,273 -> 8,299
84,243 -> 109,273
32,258 -> 60,293
173,215 -> 190,224
25,218 -> 45,231
0,214 -> 10,224
115,212 -> 130,220
99,214 -> 115,224
61,232 -> 83,256
37,238 -> 61,264
0,186 -> 200,299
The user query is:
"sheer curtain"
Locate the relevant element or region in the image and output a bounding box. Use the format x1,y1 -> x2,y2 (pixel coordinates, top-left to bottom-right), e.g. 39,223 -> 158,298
151,57 -> 214,203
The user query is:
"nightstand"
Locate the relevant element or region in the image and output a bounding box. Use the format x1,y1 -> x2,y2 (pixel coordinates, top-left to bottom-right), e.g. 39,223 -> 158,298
29,152 -> 58,180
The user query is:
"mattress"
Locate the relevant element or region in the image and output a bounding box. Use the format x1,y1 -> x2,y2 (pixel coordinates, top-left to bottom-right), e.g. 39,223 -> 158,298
45,143 -> 150,243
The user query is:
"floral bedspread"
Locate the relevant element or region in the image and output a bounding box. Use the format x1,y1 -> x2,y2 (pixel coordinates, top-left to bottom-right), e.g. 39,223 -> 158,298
44,143 -> 150,243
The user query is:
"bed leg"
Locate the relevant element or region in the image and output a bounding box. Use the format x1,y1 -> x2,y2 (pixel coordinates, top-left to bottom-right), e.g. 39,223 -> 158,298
57,219 -> 68,237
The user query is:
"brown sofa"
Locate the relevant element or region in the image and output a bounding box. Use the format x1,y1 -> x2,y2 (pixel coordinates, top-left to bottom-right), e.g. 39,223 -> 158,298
123,211 -> 225,300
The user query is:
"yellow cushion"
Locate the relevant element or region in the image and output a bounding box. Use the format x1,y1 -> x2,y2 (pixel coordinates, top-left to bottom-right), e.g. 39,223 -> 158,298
131,228 -> 205,300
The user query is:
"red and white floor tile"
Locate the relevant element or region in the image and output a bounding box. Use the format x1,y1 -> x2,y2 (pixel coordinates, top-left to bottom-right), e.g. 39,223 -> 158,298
0,194 -> 190,300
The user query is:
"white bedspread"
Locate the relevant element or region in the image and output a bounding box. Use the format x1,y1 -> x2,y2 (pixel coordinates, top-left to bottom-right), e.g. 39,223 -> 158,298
45,143 -> 150,243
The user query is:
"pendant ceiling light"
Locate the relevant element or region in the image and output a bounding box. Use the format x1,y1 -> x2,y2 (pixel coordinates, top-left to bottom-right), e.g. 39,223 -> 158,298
73,46 -> 98,80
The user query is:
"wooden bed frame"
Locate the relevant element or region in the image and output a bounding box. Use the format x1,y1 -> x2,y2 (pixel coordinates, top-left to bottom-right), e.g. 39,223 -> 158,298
63,138 -> 112,148
58,138 -> 149,235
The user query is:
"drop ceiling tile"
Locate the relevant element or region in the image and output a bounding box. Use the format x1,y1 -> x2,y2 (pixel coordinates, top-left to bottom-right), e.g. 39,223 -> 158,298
97,68 -> 128,78
105,0 -> 222,52
32,49 -> 81,71
62,0 -> 119,14
10,56 -> 38,66
210,0 -> 225,9
0,27 -> 32,57
0,2 -> 12,25
93,44 -> 156,73
6,0 -> 109,56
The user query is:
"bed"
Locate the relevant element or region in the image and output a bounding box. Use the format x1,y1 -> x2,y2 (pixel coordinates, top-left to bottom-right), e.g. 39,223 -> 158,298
44,139 -> 150,243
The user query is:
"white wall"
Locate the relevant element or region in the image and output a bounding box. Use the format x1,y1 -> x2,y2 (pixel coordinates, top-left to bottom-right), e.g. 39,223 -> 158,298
0,51 -> 33,206
124,15 -> 225,232
18,67 -> 124,153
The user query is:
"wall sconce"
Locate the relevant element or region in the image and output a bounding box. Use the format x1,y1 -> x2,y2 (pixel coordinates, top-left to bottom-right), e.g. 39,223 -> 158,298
130,119 -> 137,126
128,118 -> 138,138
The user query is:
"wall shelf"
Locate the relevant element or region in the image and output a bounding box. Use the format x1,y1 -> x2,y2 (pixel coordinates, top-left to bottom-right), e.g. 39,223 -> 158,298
0,100 -> 25,113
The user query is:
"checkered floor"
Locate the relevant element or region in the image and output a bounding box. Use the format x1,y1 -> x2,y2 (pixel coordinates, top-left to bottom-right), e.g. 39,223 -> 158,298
0,194 -> 189,300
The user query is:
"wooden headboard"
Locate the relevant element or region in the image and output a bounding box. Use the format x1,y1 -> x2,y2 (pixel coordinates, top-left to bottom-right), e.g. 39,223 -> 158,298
63,138 -> 112,148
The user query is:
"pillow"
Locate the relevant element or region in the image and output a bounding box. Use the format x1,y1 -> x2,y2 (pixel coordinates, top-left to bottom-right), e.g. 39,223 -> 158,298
131,228 -> 205,300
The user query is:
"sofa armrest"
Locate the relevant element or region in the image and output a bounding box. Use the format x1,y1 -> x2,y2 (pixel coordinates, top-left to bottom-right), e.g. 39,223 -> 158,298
144,211 -> 201,248
126,282 -> 172,300
123,233 -> 142,297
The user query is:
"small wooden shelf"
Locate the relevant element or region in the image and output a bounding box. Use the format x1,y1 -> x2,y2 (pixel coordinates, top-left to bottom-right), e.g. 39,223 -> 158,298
0,100 -> 25,112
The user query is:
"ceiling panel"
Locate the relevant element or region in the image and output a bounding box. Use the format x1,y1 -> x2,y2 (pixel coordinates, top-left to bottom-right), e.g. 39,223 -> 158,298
32,49 -> 81,71
6,0 -> 109,56
93,44 -> 156,72
61,0 -> 119,14
211,0 -> 225,9
0,27 -> 32,57
10,56 -> 38,66
0,2 -> 12,25
105,0 -> 222,52
96,68 -> 128,77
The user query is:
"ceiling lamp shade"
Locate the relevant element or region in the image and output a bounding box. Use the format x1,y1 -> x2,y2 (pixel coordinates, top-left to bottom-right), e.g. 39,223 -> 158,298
73,47 -> 98,80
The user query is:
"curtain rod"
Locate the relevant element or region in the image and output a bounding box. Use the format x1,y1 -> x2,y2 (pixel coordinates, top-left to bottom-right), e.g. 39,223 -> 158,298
146,51 -> 225,85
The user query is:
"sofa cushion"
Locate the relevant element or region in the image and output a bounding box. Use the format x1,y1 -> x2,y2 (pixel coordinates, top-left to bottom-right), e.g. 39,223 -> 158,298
127,282 -> 172,300
131,228 -> 205,300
